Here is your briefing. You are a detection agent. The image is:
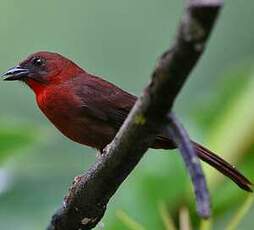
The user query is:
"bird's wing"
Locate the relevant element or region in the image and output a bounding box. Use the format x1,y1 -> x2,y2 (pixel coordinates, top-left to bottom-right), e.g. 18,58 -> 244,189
74,74 -> 137,129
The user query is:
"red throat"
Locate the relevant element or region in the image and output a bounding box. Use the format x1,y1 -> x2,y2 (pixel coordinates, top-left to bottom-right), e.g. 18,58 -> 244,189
25,79 -> 46,95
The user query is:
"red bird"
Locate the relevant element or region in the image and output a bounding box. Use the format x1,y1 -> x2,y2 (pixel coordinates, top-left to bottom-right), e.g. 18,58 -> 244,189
1,51 -> 252,191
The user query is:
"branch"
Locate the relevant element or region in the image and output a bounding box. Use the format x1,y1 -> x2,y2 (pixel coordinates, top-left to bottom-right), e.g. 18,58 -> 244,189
47,0 -> 223,229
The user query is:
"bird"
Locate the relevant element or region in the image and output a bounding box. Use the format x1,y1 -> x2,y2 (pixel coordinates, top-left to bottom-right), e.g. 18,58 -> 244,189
1,51 -> 252,192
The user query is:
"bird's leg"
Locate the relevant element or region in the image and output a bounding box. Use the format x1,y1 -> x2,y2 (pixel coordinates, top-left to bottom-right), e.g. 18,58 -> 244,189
99,144 -> 111,157
96,145 -> 108,158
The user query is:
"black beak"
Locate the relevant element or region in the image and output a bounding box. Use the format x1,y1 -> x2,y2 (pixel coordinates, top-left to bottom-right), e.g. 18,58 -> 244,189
1,65 -> 30,81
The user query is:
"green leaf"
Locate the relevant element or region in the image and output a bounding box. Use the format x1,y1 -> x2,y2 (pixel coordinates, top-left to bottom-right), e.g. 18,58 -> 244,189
116,209 -> 145,230
203,66 -> 254,190
225,195 -> 254,230
158,201 -> 176,230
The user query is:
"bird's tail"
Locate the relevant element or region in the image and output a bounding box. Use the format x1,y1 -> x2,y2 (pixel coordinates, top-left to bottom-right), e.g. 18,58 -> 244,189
153,136 -> 252,192
193,142 -> 252,192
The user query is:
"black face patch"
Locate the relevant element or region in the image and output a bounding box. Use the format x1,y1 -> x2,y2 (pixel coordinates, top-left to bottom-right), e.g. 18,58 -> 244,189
18,56 -> 48,82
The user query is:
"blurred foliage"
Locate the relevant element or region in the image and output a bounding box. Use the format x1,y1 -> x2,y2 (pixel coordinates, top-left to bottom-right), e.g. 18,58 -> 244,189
0,121 -> 37,163
0,0 -> 254,230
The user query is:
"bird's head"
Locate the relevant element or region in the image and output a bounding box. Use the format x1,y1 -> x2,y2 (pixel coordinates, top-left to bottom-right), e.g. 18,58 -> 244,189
1,51 -> 82,93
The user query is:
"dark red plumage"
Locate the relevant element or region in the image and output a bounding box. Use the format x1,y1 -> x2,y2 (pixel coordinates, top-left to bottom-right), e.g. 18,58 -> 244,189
1,51 -> 252,192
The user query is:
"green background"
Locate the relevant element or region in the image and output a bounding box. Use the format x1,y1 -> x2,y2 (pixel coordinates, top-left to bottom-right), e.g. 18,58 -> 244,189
0,0 -> 254,229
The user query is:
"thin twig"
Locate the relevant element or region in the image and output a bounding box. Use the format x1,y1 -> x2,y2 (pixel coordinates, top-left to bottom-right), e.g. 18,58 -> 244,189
167,113 -> 210,218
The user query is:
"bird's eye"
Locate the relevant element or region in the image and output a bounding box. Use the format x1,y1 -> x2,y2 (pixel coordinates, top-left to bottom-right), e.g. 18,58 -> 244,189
32,57 -> 44,67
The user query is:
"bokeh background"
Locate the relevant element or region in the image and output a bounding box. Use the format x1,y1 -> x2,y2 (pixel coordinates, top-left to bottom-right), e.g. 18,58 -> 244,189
0,0 -> 254,229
